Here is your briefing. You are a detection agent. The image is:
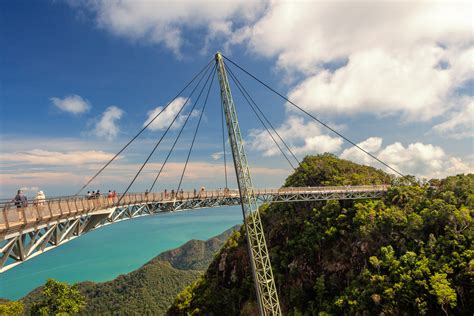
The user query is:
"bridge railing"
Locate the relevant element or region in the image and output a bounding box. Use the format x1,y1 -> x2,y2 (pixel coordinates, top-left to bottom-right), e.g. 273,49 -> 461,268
0,189 -> 233,231
0,185 -> 389,233
272,185 -> 390,194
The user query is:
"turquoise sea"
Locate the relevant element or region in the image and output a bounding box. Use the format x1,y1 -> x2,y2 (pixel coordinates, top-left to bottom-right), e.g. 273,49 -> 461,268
0,206 -> 243,300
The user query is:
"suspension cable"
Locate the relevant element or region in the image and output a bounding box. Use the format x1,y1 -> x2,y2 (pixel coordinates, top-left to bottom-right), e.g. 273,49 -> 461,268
74,59 -> 214,196
149,64 -> 217,192
222,55 -> 407,179
220,86 -> 229,188
177,66 -> 216,193
227,65 -> 325,187
226,65 -> 296,170
117,63 -> 214,204
226,65 -> 301,167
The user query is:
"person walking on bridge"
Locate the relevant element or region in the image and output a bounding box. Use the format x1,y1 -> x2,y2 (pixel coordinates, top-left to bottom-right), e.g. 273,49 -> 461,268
13,190 -> 28,208
12,190 -> 28,222
33,191 -> 45,206
33,191 -> 46,221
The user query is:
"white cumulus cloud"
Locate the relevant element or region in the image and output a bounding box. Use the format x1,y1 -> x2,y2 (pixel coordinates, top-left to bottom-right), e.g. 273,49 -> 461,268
236,1 -> 474,124
244,2 -> 472,72
286,48 -> 470,121
73,0 -> 265,56
211,151 -> 224,160
246,1 -> 474,120
50,94 -> 91,114
144,97 -> 198,131
249,115 -> 343,157
432,96 -> 474,139
64,1 -> 474,163
0,149 -> 116,166
68,1 -> 473,128
93,106 -> 124,140
341,137 -> 473,178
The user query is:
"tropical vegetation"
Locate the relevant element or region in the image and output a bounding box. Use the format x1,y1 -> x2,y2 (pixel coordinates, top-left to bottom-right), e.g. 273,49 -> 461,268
169,154 -> 473,315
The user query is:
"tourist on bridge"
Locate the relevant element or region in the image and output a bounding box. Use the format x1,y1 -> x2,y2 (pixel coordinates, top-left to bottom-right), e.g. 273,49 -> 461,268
12,189 -> 28,222
33,191 -> 45,206
107,190 -> 113,202
171,189 -> 175,199
33,191 -> 46,221
13,190 -> 28,208
87,191 -> 92,199
179,189 -> 184,199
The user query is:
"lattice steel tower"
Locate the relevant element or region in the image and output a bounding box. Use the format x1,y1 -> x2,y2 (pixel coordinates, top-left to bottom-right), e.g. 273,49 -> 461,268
215,52 -> 282,315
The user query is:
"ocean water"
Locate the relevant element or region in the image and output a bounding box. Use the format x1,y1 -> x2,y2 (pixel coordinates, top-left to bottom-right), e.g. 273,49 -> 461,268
0,206 -> 243,300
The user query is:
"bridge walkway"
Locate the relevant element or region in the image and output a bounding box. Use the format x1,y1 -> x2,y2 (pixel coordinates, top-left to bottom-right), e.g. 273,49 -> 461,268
1,185 -> 388,237
0,185 -> 388,272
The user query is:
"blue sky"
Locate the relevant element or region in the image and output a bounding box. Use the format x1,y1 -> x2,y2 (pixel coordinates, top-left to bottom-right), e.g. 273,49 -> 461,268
1,0 -> 473,199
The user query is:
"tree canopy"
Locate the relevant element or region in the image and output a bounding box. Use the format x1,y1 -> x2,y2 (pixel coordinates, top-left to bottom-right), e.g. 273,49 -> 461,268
30,279 -> 85,316
0,301 -> 24,316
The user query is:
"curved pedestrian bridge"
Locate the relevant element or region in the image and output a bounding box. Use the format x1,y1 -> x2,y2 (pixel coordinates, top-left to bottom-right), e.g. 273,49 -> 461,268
0,185 -> 388,272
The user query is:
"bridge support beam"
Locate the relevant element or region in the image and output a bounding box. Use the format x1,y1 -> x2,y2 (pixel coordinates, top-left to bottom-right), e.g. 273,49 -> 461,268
215,52 -> 282,315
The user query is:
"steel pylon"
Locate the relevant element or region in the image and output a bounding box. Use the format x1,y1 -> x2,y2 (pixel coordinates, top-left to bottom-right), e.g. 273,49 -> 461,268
215,52 -> 282,315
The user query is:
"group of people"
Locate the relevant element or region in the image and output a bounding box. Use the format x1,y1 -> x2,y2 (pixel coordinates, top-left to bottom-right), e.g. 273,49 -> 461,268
160,187 -> 211,199
12,190 -> 46,222
11,186 -> 230,209
86,190 -> 117,200
162,188 -> 186,199
12,189 -> 46,208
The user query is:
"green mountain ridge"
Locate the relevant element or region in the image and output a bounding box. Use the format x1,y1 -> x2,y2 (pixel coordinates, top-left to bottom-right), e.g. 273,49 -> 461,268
18,224 -> 240,315
168,154 -> 473,315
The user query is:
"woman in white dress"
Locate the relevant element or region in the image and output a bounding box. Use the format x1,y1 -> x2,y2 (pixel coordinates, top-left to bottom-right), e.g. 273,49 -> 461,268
33,190 -> 46,220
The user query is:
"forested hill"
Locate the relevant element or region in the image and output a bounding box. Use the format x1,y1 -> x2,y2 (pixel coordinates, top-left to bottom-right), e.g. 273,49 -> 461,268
169,154 -> 473,315
20,225 -> 240,315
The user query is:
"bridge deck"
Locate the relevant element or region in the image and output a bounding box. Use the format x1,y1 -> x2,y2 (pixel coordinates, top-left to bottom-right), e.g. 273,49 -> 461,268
1,185 -> 388,237
0,185 -> 388,272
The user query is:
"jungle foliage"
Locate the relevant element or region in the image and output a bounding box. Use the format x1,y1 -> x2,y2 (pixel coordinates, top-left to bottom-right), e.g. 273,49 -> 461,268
169,154 -> 473,315
0,300 -> 24,316
30,279 -> 85,316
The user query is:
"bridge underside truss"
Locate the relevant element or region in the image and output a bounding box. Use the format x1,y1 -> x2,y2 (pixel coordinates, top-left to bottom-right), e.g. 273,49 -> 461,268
258,189 -> 386,203
0,186 -> 387,273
